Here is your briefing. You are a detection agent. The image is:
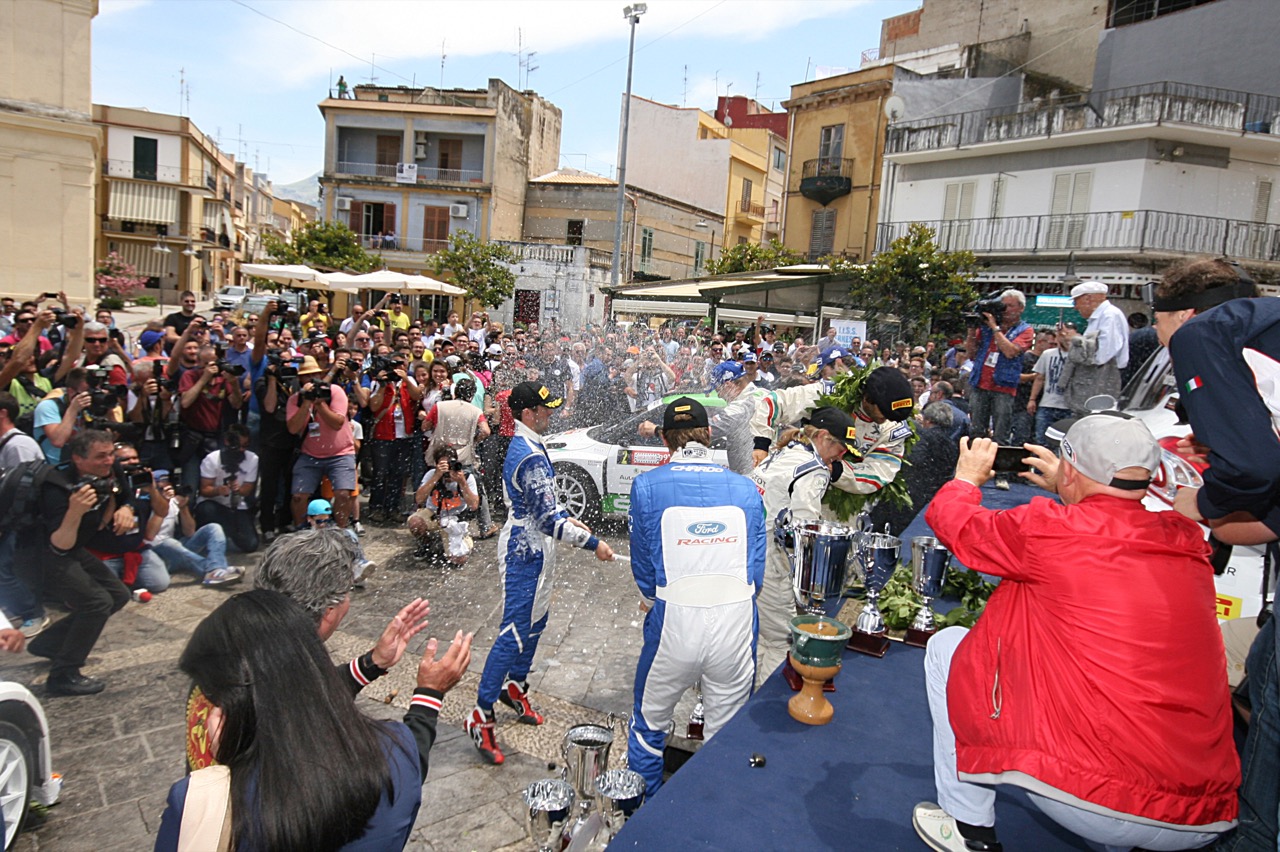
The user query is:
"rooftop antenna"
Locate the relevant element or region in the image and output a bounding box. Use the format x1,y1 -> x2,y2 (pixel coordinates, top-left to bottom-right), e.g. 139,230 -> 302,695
178,67 -> 187,116
805,57 -> 812,81
754,71 -> 761,102
366,53 -> 378,85
682,65 -> 688,107
440,39 -> 446,88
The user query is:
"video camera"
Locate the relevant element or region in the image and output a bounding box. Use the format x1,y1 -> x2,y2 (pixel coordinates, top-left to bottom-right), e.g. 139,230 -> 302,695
115,462 -> 153,491
83,365 -> 119,419
365,354 -> 403,382
265,350 -> 300,379
301,381 -> 332,404
49,308 -> 80,330
964,293 -> 1008,328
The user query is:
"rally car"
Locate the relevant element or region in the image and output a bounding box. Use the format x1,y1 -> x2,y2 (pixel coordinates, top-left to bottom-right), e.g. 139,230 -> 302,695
0,679 -> 62,849
1119,346 -> 1270,622
547,394 -> 727,522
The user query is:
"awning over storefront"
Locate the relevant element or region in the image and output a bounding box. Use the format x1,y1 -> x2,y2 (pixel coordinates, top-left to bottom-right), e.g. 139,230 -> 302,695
112,239 -> 170,278
107,180 -> 179,226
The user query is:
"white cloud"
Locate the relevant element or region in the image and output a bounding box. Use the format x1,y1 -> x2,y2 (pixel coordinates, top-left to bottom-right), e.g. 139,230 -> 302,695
228,0 -> 872,89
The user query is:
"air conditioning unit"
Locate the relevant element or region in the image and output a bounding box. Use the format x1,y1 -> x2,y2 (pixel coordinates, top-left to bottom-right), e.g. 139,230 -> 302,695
449,202 -> 469,218
335,197 -> 352,212
414,144 -> 427,159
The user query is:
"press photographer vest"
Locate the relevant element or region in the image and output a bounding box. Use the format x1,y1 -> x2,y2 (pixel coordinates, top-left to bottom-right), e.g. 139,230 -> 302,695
426,400 -> 479,466
970,322 -> 1030,391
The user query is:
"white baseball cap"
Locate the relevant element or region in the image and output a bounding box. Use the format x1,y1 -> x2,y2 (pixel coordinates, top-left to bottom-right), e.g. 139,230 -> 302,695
1059,414 -> 1160,490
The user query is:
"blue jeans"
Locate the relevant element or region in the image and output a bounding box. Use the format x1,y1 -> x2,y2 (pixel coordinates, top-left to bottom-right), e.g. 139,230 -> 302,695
0,532 -> 40,622
969,387 -> 1015,443
101,551 -> 174,593
1217,616 -> 1278,852
1035,406 -> 1075,446
149,525 -> 229,578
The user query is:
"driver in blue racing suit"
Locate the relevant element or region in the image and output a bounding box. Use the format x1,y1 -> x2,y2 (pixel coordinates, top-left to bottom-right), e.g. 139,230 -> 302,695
466,381 -> 614,766
627,397 -> 766,798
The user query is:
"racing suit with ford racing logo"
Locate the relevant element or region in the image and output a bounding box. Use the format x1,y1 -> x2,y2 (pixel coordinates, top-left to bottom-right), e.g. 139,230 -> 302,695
626,443 -> 766,797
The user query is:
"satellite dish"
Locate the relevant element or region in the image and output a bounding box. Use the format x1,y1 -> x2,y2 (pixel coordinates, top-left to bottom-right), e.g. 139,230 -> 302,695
724,116 -> 733,127
884,95 -> 906,122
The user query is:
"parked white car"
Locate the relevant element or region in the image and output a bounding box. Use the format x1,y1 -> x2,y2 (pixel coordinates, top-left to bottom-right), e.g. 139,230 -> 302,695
213,285 -> 248,310
0,680 -> 62,849
1120,347 -> 1269,622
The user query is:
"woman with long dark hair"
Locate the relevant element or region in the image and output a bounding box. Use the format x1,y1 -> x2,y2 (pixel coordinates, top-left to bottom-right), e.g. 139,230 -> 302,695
156,589 -> 458,851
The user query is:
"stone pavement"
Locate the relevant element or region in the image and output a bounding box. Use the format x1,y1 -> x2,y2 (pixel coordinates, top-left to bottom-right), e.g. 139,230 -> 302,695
2,514 -> 706,851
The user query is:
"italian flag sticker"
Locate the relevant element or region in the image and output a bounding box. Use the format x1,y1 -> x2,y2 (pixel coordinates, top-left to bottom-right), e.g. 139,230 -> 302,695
1185,376 -> 1203,393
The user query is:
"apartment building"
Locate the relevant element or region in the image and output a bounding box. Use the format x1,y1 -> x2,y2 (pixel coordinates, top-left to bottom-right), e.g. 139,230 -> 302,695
94,105 -> 239,298
622,96 -> 783,249
0,0 -> 101,302
878,0 -> 1280,311
317,79 -> 561,274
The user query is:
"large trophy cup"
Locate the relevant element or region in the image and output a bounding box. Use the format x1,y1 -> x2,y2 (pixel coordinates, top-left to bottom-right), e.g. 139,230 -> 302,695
905,536 -> 952,648
787,613 -> 852,724
523,779 -> 575,852
847,526 -> 901,658
780,516 -> 858,614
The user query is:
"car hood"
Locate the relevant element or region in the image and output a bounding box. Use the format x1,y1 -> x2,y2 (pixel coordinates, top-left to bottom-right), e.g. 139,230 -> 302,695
542,427 -> 602,457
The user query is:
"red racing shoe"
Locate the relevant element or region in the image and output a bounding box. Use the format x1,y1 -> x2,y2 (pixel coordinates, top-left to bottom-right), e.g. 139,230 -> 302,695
498,679 -> 545,725
465,706 -> 505,765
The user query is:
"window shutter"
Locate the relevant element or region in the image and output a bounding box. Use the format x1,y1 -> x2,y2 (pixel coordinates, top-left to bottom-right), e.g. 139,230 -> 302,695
1069,172 -> 1091,215
349,201 -> 364,235
1254,180 -> 1273,223
809,209 -> 835,257
384,202 -> 397,235
1049,173 -> 1073,217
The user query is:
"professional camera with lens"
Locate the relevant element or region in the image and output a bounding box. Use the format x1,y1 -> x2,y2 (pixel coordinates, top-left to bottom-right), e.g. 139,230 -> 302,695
365,354 -> 399,381
83,365 -> 119,419
301,381 -> 332,404
265,350 -> 300,379
216,359 -> 246,377
50,308 -> 80,330
964,293 -> 1008,328
72,473 -> 119,507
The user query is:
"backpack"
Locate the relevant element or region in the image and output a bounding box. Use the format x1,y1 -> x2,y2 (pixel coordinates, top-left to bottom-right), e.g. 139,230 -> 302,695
0,457 -> 62,533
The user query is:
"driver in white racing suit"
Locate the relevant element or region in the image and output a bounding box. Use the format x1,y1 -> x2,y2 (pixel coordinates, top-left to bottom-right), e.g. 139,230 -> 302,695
626,397 -> 766,798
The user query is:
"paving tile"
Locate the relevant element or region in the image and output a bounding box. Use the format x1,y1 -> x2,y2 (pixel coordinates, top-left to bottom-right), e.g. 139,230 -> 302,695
418,799 -> 526,852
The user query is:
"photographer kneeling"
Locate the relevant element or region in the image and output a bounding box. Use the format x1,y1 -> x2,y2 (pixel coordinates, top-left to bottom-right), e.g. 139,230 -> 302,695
408,446 -> 479,564
195,424 -> 259,552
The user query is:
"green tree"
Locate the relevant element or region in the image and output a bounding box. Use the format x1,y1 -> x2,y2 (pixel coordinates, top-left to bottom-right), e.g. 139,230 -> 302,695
259,221 -> 382,289
432,232 -> 518,309
824,223 -> 978,338
706,239 -> 803,275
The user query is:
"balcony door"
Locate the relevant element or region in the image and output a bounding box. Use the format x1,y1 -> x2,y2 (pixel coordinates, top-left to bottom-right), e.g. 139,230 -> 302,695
818,125 -> 844,174
438,139 -> 463,181
1047,171 -> 1092,250
376,135 -> 400,178
423,206 -> 450,252
809,209 -> 836,259
133,137 -> 158,181
940,181 -> 976,250
359,202 -> 396,242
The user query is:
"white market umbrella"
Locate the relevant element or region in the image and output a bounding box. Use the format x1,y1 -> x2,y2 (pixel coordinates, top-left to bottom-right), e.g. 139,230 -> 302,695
239,263 -> 329,287
403,274 -> 466,297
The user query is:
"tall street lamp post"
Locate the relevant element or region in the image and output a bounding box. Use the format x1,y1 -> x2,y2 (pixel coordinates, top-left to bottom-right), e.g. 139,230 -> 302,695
611,3 -> 646,289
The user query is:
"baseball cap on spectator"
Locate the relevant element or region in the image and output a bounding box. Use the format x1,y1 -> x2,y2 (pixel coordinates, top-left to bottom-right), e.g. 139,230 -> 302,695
863,366 -> 915,421
296,355 -> 325,377
820,347 -> 850,368
804,407 -> 861,456
911,345 -> 927,356
486,344 -> 503,355
1059,414 -> 1160,490
663,396 -> 709,431
139,330 -> 165,350
742,351 -> 758,364
306,498 -> 332,517
707,361 -> 745,391
509,380 -> 562,414
773,342 -> 786,353
627,346 -> 640,355
444,355 -> 462,370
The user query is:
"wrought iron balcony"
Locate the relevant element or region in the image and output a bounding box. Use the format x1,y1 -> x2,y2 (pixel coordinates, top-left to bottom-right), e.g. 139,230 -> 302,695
886,81 -> 1280,156
799,158 -> 854,205
876,210 -> 1280,262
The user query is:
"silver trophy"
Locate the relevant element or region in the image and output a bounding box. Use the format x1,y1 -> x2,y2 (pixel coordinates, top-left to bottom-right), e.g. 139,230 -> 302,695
523,779 -> 575,852
594,768 -> 646,841
849,525 -> 901,657
779,516 -> 858,614
906,536 -> 952,647
561,723 -> 615,813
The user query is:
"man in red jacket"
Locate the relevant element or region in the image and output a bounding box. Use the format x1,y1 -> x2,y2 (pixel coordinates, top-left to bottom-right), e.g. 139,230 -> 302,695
914,418 -> 1239,852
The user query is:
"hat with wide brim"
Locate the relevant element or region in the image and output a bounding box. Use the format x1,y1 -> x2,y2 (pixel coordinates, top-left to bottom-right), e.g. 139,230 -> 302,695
296,355 -> 325,376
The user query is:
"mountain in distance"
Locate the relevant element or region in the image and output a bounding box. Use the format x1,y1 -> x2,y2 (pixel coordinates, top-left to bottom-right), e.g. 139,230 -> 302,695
274,171 -> 321,209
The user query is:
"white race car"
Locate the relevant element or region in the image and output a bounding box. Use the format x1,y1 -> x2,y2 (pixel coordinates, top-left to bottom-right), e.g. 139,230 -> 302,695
547,403 -> 730,522
1120,347 -> 1269,622
0,680 -> 62,849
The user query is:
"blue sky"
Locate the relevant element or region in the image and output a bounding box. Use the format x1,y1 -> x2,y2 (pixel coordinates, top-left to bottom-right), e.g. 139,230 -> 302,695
93,0 -> 916,187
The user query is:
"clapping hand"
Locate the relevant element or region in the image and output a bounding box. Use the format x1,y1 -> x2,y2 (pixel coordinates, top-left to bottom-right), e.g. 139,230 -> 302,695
371,598 -> 432,669
416,630 -> 473,694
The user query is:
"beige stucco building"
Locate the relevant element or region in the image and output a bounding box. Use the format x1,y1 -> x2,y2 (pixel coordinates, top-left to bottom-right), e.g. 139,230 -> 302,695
0,0 -> 101,303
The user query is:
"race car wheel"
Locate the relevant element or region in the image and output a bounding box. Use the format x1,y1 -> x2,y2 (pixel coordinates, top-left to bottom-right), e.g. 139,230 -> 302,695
0,721 -> 33,850
554,465 -> 600,524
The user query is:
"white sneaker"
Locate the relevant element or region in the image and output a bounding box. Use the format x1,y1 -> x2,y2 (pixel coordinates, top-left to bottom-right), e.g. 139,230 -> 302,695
912,802 -> 1002,852
353,520 -> 366,536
